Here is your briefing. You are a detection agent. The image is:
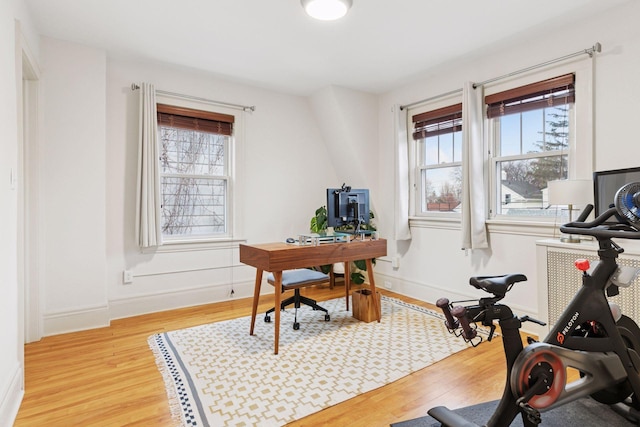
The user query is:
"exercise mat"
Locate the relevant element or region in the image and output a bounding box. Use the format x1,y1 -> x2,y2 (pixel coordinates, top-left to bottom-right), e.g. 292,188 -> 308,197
391,398 -> 637,426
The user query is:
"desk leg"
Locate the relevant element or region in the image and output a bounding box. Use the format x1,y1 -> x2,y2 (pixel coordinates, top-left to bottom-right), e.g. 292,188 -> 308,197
366,259 -> 381,322
344,261 -> 350,311
273,271 -> 282,355
249,269 -> 264,336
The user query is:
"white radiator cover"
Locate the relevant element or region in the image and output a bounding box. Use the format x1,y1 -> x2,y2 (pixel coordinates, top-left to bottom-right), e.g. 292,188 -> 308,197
546,249 -> 640,326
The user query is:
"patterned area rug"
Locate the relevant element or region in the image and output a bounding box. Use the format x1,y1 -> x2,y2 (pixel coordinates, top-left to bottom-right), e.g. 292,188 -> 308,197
148,296 -> 476,427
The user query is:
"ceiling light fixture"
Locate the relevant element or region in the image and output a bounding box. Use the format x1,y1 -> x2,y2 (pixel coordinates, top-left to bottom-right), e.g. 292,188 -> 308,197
301,0 -> 353,21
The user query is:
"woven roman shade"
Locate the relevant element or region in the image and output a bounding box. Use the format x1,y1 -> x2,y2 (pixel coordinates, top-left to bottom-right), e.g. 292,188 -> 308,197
157,104 -> 234,136
412,103 -> 462,140
485,74 -> 575,119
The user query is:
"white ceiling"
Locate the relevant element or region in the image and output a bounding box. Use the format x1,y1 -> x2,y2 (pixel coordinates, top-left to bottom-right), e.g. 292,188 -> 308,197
24,0 -> 630,96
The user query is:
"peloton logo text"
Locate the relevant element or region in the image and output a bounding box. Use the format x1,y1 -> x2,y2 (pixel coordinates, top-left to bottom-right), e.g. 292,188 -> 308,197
557,311 -> 580,344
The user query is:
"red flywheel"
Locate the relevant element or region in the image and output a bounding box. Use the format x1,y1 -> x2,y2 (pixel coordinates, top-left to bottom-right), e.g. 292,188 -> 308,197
512,348 -> 567,409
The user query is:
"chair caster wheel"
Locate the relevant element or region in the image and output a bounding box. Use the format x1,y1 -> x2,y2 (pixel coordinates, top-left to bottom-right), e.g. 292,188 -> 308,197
264,315 -> 271,323
324,314 -> 330,321
293,322 -> 300,330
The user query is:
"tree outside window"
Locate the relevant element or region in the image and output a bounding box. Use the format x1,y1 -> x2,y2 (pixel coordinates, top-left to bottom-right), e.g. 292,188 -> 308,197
489,74 -> 574,217
156,104 -> 234,238
412,103 -> 463,214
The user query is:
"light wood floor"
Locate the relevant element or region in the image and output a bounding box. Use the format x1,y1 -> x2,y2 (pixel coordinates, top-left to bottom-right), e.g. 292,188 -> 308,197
15,285 -> 511,427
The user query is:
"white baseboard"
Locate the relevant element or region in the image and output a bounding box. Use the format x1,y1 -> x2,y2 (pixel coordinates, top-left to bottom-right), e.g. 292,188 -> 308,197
0,364 -> 24,426
109,280 -> 260,321
43,304 -> 110,337
41,281 -> 269,336
374,271 -> 460,304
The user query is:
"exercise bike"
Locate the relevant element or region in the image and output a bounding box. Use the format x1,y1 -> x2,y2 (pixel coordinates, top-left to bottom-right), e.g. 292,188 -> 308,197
428,182 -> 640,426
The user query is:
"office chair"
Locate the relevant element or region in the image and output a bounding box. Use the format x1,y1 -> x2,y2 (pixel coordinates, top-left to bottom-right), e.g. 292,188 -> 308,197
264,268 -> 332,330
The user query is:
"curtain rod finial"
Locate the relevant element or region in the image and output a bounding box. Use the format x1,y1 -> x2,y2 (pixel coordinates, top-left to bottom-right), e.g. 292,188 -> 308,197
587,42 -> 602,57
131,83 -> 140,91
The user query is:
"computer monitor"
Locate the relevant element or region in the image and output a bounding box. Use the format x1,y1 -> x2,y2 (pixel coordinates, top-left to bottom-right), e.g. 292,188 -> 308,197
326,186 -> 370,231
593,167 -> 640,219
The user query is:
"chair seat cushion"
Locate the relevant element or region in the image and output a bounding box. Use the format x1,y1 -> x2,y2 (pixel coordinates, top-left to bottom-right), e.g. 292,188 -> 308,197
267,269 -> 329,288
332,262 -> 345,274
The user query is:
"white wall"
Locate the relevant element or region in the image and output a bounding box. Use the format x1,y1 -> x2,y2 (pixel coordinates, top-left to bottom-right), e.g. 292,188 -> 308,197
309,86 -> 379,195
0,1 -> 21,418
1,0 -> 40,423
39,37 -> 109,334
30,34 -> 381,331
376,1 -> 640,325
104,58 -> 360,319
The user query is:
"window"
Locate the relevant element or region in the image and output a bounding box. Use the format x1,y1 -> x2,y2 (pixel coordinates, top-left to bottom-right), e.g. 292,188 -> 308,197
411,103 -> 463,215
488,74 -> 574,218
156,103 -> 234,238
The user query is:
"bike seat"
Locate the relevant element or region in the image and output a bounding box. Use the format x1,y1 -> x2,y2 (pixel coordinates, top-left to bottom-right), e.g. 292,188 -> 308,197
469,274 -> 527,297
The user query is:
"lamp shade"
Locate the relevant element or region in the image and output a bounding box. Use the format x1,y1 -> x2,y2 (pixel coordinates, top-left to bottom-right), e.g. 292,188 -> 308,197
301,0 -> 353,20
548,179 -> 593,206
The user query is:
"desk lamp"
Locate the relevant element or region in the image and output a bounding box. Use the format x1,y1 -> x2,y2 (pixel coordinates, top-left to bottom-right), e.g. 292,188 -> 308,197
548,179 -> 593,243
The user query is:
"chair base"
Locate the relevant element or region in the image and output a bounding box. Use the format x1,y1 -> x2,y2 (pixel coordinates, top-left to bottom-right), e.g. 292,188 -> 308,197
264,289 -> 330,330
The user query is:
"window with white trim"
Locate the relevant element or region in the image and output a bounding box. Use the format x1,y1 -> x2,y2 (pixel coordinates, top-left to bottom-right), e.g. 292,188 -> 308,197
411,103 -> 463,215
488,74 -> 574,219
156,103 -> 234,238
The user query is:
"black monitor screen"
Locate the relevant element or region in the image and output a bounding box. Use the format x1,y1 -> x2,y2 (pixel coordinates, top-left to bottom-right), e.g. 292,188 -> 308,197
326,188 -> 369,228
593,167 -> 640,218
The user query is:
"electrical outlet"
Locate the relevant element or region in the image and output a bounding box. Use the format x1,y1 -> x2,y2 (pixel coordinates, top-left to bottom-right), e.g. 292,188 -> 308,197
123,270 -> 133,284
384,280 -> 392,289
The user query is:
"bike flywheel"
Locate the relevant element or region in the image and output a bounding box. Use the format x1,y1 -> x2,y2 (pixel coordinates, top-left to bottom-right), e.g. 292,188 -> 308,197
511,346 -> 567,409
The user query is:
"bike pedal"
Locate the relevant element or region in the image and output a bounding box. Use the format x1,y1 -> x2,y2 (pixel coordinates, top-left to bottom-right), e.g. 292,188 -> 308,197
517,399 -> 541,425
526,411 -> 542,425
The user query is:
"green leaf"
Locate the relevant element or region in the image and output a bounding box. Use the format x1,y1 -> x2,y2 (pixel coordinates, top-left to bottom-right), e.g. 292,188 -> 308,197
351,272 -> 365,284
310,205 -> 328,233
353,259 -> 367,271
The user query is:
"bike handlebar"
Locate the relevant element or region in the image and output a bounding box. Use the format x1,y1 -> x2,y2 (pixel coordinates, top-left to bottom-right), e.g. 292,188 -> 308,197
451,306 -> 477,341
437,298 -> 459,331
560,204 -> 640,240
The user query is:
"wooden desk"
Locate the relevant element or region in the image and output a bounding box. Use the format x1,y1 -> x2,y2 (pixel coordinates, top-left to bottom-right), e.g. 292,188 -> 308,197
240,238 -> 387,354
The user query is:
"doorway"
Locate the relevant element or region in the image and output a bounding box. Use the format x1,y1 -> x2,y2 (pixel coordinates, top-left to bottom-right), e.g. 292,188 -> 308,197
17,26 -> 42,345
